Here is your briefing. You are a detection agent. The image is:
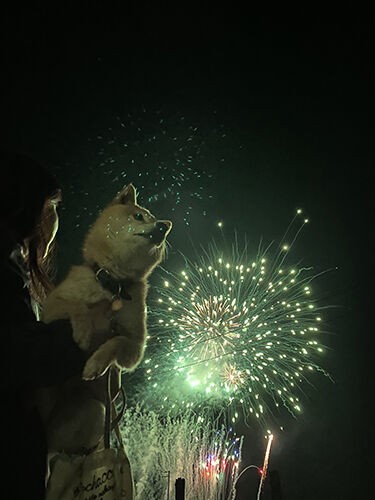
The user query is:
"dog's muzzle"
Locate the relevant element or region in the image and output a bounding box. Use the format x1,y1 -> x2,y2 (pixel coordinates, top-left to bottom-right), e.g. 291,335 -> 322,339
136,221 -> 171,245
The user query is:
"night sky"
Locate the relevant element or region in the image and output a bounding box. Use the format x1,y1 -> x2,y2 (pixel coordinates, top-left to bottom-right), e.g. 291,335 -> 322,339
2,8 -> 373,500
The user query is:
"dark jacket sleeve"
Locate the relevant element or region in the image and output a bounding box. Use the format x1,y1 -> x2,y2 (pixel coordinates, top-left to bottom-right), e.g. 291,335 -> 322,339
2,319 -> 86,392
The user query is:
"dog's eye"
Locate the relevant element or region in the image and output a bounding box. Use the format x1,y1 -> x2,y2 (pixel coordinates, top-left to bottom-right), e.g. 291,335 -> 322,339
133,212 -> 144,221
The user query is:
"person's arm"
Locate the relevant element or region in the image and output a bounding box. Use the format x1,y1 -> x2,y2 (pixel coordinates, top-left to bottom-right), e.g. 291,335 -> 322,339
2,319 -> 86,391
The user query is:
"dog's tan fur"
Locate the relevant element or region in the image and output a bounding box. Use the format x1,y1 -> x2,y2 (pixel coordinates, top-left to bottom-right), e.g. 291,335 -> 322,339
36,184 -> 172,454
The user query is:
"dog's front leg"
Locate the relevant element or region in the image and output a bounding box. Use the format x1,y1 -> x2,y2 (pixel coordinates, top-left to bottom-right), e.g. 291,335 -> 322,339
82,334 -> 145,380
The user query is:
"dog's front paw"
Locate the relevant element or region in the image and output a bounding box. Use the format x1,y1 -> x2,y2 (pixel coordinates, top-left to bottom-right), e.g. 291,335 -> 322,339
82,351 -> 111,380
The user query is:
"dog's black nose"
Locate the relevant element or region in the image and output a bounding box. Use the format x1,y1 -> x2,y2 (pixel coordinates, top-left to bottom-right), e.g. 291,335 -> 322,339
149,221 -> 171,245
155,221 -> 169,235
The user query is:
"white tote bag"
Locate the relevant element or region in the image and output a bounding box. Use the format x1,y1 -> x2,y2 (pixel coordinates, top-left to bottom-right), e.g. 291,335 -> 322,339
46,373 -> 134,499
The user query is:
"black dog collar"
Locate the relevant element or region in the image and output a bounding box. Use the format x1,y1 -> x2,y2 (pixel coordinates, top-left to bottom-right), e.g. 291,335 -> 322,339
92,263 -> 132,301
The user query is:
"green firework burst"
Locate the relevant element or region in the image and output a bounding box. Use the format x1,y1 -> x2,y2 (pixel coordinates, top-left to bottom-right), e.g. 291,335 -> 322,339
131,210 -> 333,427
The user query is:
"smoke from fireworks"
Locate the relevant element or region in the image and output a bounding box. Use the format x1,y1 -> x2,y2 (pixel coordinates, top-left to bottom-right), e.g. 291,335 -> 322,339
129,210 -> 333,428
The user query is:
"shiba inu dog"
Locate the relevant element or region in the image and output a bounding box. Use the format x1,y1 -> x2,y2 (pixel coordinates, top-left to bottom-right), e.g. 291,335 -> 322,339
37,183 -> 172,454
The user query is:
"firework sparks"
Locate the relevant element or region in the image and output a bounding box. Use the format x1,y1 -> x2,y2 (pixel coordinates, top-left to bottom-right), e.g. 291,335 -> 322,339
119,406 -> 243,500
54,107 -> 227,231
130,210 -> 333,428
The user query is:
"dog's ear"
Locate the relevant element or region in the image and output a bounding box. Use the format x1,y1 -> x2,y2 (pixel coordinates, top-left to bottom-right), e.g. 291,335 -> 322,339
112,184 -> 137,205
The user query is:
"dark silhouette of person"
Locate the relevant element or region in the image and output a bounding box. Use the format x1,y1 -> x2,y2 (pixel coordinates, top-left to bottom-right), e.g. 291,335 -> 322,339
0,149 -> 86,499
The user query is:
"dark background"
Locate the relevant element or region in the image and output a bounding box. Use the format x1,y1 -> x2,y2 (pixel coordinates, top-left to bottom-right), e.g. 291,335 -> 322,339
2,7 -> 373,499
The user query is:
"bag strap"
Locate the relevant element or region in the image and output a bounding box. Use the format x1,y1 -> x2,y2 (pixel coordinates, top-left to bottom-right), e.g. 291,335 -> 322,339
104,368 -> 127,449
104,369 -> 112,449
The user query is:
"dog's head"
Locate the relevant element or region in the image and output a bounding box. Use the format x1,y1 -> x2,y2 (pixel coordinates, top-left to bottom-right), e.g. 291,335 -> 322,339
83,184 -> 172,280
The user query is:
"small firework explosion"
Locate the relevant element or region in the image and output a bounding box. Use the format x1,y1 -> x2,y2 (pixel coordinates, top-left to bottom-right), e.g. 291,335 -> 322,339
119,406 -> 243,500
130,210 -> 333,428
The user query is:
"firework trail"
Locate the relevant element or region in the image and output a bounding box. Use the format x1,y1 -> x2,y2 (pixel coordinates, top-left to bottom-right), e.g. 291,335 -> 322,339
256,434 -> 274,500
128,210 -> 333,428
228,433 -> 273,500
119,406 -> 243,500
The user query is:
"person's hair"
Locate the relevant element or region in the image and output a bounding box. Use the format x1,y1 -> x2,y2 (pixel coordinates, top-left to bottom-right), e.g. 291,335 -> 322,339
24,190 -> 61,304
0,148 -> 61,304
